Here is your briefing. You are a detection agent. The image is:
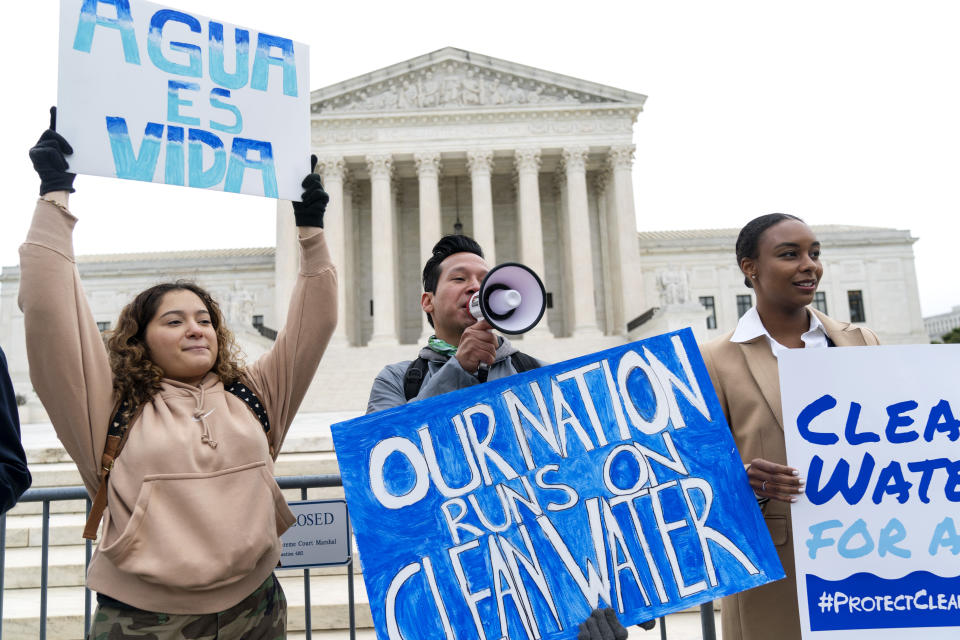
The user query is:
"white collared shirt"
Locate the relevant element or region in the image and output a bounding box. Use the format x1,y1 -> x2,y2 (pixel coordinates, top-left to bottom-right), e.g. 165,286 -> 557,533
730,306 -> 828,358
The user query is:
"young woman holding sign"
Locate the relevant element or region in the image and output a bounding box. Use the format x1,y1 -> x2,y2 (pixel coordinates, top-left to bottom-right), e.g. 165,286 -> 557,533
699,214 -> 879,640
23,110 -> 336,638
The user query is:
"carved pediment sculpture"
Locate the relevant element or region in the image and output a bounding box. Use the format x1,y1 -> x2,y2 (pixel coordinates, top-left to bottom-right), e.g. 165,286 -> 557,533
314,60 -> 619,114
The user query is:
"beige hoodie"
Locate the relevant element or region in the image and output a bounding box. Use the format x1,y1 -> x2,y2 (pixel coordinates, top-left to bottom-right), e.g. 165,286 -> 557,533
18,198 -> 337,614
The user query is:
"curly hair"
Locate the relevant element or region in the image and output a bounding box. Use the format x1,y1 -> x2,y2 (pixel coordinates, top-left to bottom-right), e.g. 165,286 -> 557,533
735,213 -> 804,288
106,281 -> 245,419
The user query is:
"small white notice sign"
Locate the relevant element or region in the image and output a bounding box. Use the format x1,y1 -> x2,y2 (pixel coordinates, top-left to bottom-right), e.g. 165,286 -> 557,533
279,500 -> 350,568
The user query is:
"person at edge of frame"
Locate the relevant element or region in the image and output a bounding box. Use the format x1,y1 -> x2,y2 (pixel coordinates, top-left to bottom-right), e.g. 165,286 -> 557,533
699,213 -> 880,640
365,233 -> 657,636
0,344 -> 32,513
22,107 -> 337,639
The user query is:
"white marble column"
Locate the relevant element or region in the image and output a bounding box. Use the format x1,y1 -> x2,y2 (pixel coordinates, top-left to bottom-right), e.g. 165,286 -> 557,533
274,200 -> 298,330
342,179 -> 357,345
595,171 -> 615,335
316,156 -> 347,344
467,149 -> 496,263
514,148 -> 552,338
366,154 -> 399,345
562,146 -> 601,336
415,151 -> 442,339
608,145 -> 641,333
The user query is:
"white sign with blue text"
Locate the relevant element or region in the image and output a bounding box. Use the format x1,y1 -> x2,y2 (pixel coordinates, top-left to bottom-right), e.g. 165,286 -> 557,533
332,329 -> 784,640
781,345 -> 960,639
57,0 -> 310,199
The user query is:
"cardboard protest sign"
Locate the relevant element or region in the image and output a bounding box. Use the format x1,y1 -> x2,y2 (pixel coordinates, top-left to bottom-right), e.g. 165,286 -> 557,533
332,329 -> 784,640
781,345 -> 960,639
57,0 -> 310,199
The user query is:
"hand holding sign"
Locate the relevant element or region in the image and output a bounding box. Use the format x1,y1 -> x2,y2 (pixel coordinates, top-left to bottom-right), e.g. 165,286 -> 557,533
747,457 -> 805,503
29,107 -> 76,196
292,155 -> 329,228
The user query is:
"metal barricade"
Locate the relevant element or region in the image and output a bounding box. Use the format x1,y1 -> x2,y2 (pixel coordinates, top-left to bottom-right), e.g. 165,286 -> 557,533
2,477 -> 716,640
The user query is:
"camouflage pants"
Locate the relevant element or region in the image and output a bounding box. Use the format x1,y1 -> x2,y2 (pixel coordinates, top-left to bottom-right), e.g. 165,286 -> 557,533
88,574 -> 286,640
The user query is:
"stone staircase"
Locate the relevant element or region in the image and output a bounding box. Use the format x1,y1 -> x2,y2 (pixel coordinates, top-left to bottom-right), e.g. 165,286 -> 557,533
4,413 -> 371,640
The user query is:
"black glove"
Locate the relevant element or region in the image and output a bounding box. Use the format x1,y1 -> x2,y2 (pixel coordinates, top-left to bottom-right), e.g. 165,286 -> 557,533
292,154 -> 329,228
577,608 -> 629,640
29,107 -> 76,196
637,619 -> 656,631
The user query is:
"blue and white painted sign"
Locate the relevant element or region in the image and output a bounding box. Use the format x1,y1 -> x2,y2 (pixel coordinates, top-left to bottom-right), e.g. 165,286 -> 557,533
332,329 -> 784,640
781,345 -> 960,639
57,0 -> 310,199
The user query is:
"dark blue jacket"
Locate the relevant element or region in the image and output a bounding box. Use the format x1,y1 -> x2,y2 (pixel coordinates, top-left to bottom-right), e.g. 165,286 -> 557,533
0,346 -> 31,512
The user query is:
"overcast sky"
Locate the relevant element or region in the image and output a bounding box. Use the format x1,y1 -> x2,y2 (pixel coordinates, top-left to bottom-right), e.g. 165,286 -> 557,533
3,1 -> 958,316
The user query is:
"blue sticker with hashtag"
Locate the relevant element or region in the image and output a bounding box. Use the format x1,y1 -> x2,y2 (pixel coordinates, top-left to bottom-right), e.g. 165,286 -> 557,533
807,572 -> 960,630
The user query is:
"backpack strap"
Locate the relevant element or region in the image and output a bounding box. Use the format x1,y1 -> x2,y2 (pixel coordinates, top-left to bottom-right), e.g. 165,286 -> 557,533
82,381 -> 272,541
402,352 -> 541,403
510,351 -> 541,373
224,380 -> 272,452
83,399 -> 139,540
403,357 -> 429,401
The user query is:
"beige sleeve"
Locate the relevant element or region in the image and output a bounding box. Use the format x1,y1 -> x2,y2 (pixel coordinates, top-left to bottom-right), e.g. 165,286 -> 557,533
244,227 -> 338,455
18,199 -> 115,494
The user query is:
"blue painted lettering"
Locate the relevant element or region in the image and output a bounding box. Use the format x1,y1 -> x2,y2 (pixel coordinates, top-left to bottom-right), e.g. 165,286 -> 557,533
105,117 -> 162,181
73,0 -> 140,64
843,401 -> 879,445
837,518 -> 873,559
877,518 -> 911,558
208,22 -> 249,89
884,400 -> 920,444
148,10 -> 202,77
251,33 -> 298,96
164,126 -> 184,186
797,394 -> 839,445
187,129 -> 226,188
224,138 -> 277,198
871,461 -> 912,504
807,520 -> 843,559
928,517 -> 960,555
924,399 -> 960,442
167,80 -> 201,126
806,453 -> 874,505
209,88 -> 243,134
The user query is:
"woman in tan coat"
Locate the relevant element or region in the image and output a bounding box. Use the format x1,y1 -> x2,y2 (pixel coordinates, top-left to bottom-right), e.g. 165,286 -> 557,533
700,213 -> 879,640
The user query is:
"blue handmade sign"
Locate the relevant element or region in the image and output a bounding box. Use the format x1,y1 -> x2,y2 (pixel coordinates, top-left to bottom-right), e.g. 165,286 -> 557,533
781,345 -> 960,638
332,329 -> 784,640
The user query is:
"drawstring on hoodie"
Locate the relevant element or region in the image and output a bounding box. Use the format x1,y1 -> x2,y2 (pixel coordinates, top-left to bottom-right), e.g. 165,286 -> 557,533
190,385 -> 218,448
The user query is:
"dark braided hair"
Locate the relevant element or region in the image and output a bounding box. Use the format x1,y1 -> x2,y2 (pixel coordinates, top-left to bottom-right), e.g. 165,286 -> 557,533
735,213 -> 804,288
421,234 -> 485,328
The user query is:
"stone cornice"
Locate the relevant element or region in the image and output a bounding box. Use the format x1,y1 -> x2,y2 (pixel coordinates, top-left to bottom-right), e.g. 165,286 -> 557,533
312,102 -> 641,125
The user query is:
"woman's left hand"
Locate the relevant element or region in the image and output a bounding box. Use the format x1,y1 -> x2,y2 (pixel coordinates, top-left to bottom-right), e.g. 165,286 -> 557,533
746,457 -> 804,503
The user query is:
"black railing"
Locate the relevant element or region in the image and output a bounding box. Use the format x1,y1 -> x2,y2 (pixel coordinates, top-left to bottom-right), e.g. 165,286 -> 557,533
627,307 -> 660,332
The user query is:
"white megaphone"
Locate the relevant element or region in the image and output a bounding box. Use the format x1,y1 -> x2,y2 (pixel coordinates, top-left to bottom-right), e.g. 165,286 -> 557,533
468,262 -> 546,334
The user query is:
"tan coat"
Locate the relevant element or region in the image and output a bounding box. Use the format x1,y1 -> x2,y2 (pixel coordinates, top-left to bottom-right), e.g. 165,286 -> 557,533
699,309 -> 879,640
18,199 -> 337,614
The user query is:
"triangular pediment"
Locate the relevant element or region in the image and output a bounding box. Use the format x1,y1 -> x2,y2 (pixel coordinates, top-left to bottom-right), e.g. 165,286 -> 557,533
311,47 -> 646,114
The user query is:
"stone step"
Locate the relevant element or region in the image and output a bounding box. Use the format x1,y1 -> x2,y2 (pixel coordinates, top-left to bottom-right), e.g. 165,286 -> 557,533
1,573 -> 373,640
1,544 -> 363,589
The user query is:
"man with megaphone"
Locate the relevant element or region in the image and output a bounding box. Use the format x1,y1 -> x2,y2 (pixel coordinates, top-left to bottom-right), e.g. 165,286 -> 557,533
366,234 -> 547,413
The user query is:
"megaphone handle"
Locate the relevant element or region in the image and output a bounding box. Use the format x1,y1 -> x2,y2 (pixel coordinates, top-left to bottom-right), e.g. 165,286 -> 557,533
476,362 -> 489,383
